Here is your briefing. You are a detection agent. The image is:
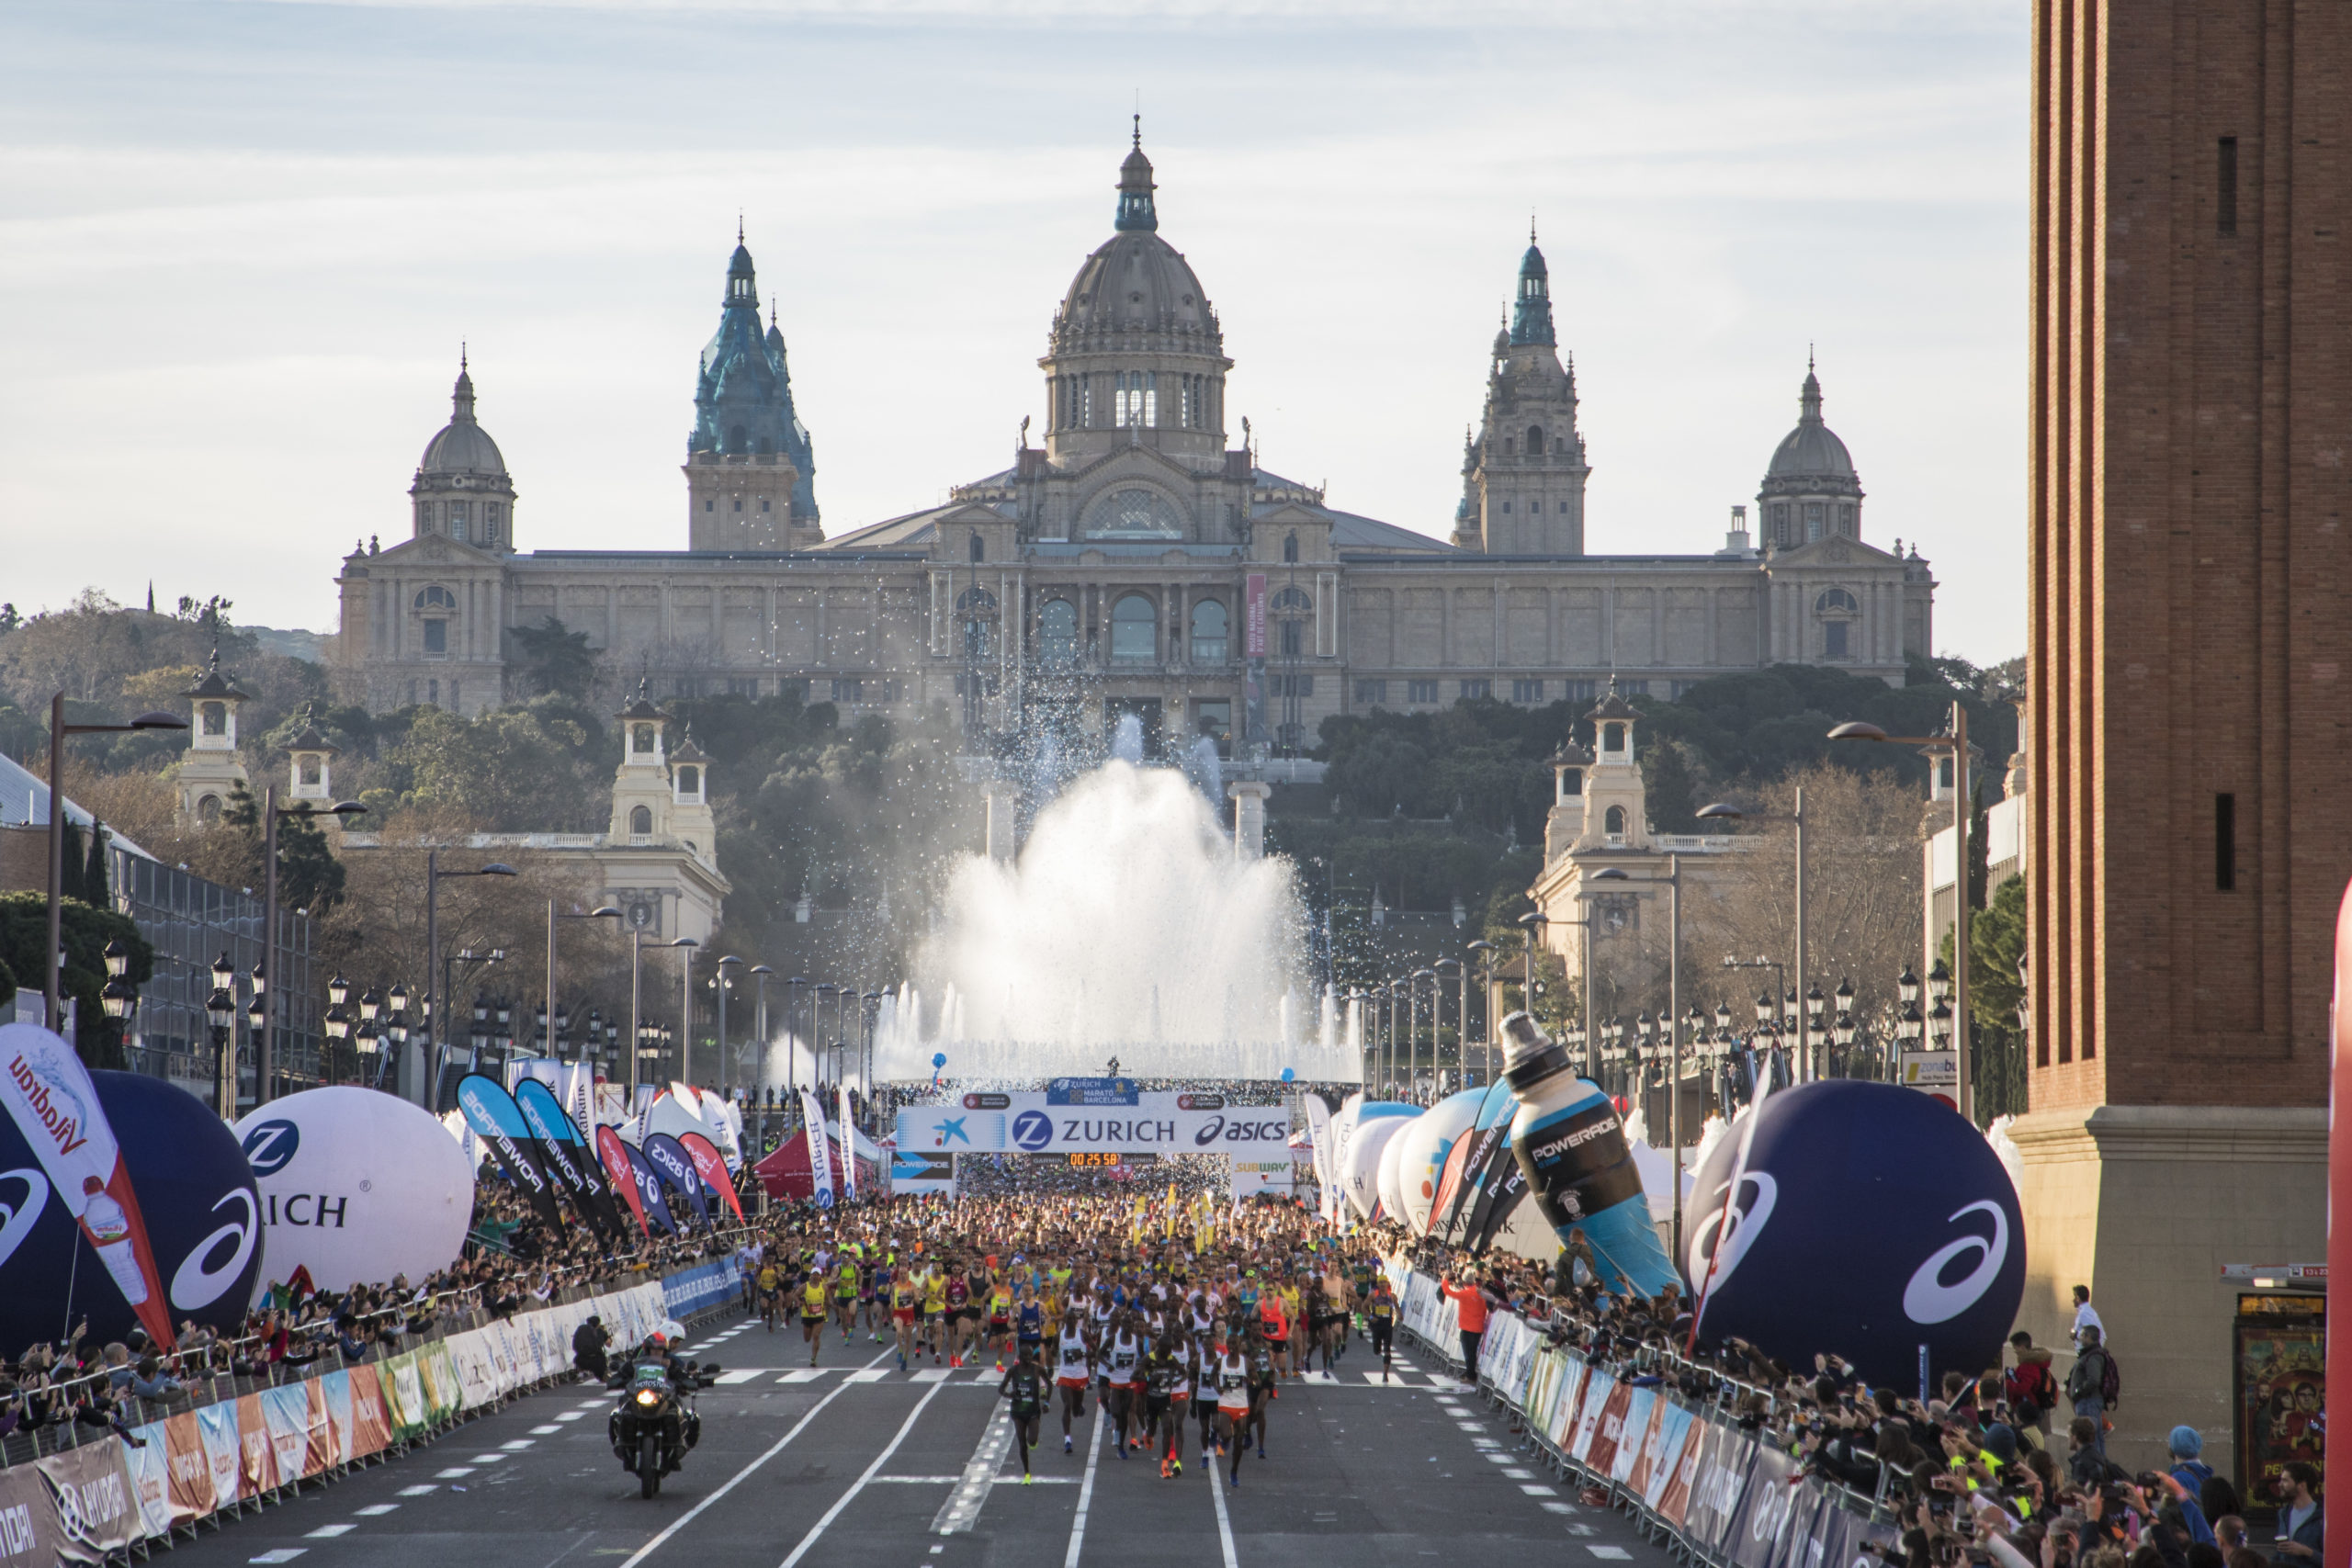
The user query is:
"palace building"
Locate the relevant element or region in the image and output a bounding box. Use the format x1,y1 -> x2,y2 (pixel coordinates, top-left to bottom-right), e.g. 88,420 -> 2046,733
331,131 -> 1937,758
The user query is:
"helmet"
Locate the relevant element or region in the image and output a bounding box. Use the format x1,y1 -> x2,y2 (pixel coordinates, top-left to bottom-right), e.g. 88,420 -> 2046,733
658,1319 -> 686,1342
647,1333 -> 670,1349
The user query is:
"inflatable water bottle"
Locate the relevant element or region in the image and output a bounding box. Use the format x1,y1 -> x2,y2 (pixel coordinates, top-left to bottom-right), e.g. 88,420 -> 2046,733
1500,1011 -> 1678,1298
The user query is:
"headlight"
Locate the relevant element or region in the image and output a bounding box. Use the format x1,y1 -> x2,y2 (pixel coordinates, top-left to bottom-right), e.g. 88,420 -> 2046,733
635,1389 -> 660,1406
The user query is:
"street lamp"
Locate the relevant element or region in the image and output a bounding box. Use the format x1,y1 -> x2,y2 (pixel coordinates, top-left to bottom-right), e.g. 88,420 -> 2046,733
547,902 -> 623,1066
1591,860 -> 1689,1256
1697,791 -> 1812,1080
1465,940 -> 1496,1086
715,955 -> 744,1095
672,939 -> 700,1085
40,696 -> 185,1029
206,953 -> 237,1119
422,855 -> 517,1109
749,964 -> 775,1102
1516,911 -> 1549,1035
1830,705 -> 1974,1119
384,984 -> 410,1090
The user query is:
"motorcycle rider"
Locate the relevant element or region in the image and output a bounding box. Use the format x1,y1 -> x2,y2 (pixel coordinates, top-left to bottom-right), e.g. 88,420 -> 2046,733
609,1329 -> 704,1468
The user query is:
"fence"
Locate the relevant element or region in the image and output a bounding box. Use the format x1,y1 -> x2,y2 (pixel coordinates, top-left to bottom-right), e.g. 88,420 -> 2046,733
1389,1265 -> 1903,1568
0,1253 -> 746,1564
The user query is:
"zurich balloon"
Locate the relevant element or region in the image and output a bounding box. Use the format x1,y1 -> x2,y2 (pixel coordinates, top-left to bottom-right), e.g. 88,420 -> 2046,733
0,1069 -> 264,1351
1341,1109 -> 1412,1221
234,1087 -> 476,1292
1683,1079 -> 2025,1390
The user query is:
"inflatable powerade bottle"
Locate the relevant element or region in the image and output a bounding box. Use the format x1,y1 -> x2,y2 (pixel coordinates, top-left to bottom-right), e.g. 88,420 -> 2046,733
1499,1011 -> 1678,1299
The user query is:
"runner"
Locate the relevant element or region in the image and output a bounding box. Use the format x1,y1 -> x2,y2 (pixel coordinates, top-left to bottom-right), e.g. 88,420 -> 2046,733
1365,1272 -> 1398,1381
860,1254 -> 885,1340
797,1269 -> 829,1367
987,1275 -> 1015,1371
891,1265 -> 922,1371
1102,1312 -> 1143,1460
944,1260 -> 973,1369
831,1254 -> 859,1336
1054,1308 -> 1093,1454
1015,1280 -> 1046,1371
1246,1320 -> 1278,1459
756,1258 -> 782,1333
1215,1337 -> 1252,1489
999,1338 -> 1049,1483
922,1257 -> 950,1364
1143,1331 -> 1184,1478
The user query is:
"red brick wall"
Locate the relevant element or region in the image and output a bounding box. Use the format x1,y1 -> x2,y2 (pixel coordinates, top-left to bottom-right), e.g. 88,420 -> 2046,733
2029,0 -> 2349,1111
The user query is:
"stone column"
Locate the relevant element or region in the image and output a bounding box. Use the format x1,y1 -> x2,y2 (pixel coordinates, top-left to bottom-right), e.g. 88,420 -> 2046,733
984,780 -> 1019,863
1229,780 -> 1272,861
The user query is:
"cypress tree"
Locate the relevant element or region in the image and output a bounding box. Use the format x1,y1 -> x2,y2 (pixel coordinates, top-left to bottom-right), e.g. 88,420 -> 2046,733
85,821 -> 111,908
59,819 -> 87,903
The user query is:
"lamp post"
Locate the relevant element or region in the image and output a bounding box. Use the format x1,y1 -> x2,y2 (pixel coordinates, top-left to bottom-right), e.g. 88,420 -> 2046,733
1696,793 -> 1810,1080
1464,940 -> 1495,1087
40,696 -> 185,1033
322,975 -> 352,1089
750,964 -> 774,1100
1593,860 -> 1685,1256
422,853 -> 517,1110
206,953 -> 237,1119
1434,958 -> 1463,1091
547,901 -> 622,1067
1830,705 -> 1973,1120
384,983 -> 410,1092
714,955 -> 743,1095
673,939 -> 700,1085
254,795 -> 368,1104
814,983 -> 837,1091
787,977 -> 808,1100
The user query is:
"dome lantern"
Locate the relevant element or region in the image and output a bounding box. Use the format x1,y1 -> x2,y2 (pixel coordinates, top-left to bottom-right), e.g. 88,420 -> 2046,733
1114,116 -> 1158,232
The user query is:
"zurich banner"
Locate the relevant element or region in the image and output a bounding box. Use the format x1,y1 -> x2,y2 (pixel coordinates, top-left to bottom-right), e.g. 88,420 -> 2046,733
897,1091 -> 1290,1156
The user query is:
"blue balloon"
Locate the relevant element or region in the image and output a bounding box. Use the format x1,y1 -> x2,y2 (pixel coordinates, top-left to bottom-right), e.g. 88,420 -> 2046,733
0,1071 -> 264,1352
932,1053 -> 947,1069
1280,1068 -> 1295,1082
1683,1081 -> 2024,1390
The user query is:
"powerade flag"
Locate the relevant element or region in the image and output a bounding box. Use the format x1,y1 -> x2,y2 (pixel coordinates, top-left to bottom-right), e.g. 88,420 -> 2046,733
0,1024 -> 176,1349
643,1133 -> 710,1228
1434,1079 -> 1513,1243
622,1141 -> 679,1235
594,1125 -> 651,1235
678,1131 -> 745,1225
514,1078 -> 628,1239
455,1073 -> 566,1235
1498,1012 -> 1676,1295
1468,1149 -> 1528,1256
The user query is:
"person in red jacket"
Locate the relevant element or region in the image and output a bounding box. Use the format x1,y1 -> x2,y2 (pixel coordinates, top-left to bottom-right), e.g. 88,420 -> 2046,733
1440,1271 -> 1492,1385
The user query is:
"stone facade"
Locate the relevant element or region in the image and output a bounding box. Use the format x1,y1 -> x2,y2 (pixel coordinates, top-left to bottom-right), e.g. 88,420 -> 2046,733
332,136 -> 1937,760
2022,0 -> 2348,1480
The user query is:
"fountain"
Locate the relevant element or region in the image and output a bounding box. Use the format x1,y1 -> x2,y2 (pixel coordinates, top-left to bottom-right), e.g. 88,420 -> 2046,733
876,750 -> 1357,1082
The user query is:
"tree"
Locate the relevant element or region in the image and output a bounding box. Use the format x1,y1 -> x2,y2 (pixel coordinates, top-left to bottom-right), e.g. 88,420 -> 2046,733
59,818 -> 87,903
1946,873 -> 2029,1123
510,616 -> 599,701
0,892 -> 152,1068
84,820 -> 111,908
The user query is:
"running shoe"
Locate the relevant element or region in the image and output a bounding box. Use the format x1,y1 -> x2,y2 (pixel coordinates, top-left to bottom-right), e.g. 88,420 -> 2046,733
1116,1443 -> 1127,1461
1159,1458 -> 1171,1479
1064,1436 -> 1073,1454
1227,1470 -> 1238,1490
951,1356 -> 963,1369
1171,1459 -> 1182,1477
1023,1473 -> 1035,1485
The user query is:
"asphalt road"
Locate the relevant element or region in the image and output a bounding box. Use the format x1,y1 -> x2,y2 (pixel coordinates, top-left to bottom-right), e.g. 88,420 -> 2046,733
173,1313 -> 1674,1568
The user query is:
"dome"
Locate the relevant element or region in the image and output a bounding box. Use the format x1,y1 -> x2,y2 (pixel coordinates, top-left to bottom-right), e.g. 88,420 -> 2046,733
417,359 -> 507,478
1764,363 -> 1858,487
1050,127 -> 1220,349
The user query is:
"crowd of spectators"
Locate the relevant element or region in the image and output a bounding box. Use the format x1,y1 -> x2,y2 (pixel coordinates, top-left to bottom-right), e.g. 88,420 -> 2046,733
1389,1225 -> 2321,1568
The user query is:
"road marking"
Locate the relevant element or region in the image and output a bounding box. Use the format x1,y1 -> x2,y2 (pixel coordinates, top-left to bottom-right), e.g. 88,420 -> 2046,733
250,1552 -> 306,1563
501,1439 -> 536,1450
1206,1443 -> 1240,1568
934,1402 -> 1013,1536
574,1401 -> 606,1411
306,1525 -> 356,1538
910,1369 -> 952,1383
1521,1483 -> 1558,1495
1457,1422 -> 1485,1431
396,1485 -> 438,1496
531,1425 -> 564,1433
775,1378 -> 952,1568
775,1371 -> 833,1384
872,1475 -> 964,1483
1586,1549 -> 1632,1560
1542,1502 -> 1577,1515
715,1371 -> 766,1385
434,1468 -> 476,1479
1061,1404 -> 1103,1568
555,1412 -> 586,1421
846,1370 -> 888,1383
354,1505 -> 399,1517
1503,1468 -> 1535,1479
610,1347 -> 891,1568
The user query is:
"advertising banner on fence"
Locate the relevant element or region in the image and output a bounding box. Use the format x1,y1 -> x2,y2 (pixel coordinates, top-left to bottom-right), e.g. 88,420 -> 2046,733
897,1093 -> 1292,1156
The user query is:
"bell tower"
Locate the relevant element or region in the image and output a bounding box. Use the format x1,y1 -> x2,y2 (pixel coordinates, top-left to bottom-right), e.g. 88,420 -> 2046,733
608,682 -> 674,841
1573,684 -> 1650,852
1458,231 -> 1590,556
175,647 -> 254,828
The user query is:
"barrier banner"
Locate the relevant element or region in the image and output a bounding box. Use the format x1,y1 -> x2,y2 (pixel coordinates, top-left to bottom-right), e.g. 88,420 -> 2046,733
1611,1384 -> 1656,1484
1644,1401 -> 1698,1513
662,1255 -> 745,1319
196,1403 -> 241,1508
643,1134 -> 711,1228
234,1393 -> 277,1497
379,1351 -> 426,1442
346,1364 -> 392,1459
1654,1404 -> 1705,1528
164,1410 -> 216,1523
421,1339 -> 463,1423
259,1385 -> 313,1484
302,1380 -> 337,1476
0,1024 -> 176,1349
457,1074 -> 568,1237
317,1370 -> 354,1463
514,1078 -> 629,1240
36,1436 -> 143,1562
1728,1445 -> 1801,1568
679,1131 -> 745,1224
124,1421 -> 178,1540
1685,1420 -> 1758,1558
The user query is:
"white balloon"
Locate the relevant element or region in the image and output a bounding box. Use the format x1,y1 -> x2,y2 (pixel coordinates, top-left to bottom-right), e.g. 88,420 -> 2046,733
646,1093 -> 715,1150
232,1089 -> 475,1292
1390,1089 -> 1487,1236
1341,1107 -> 1414,1221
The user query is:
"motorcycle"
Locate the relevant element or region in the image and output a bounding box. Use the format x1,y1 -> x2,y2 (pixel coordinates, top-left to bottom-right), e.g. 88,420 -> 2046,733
608,1356 -> 718,1497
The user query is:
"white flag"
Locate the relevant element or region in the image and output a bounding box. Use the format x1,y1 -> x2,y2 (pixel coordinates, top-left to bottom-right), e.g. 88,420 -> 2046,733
837,1081 -> 857,1200
798,1090 -> 835,1209
1302,1093 -> 1336,1223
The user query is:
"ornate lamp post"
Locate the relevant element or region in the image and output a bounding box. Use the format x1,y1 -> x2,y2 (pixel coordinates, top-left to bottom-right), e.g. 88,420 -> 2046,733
205,953 -> 237,1119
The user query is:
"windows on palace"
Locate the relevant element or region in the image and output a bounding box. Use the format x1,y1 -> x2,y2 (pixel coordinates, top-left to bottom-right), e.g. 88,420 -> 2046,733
1110,593 -> 1157,663
1039,599 -> 1079,665
1189,599 -> 1227,664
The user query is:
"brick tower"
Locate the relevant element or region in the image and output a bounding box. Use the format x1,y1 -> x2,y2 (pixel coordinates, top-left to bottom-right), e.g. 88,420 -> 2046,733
2020,0 -> 2348,1479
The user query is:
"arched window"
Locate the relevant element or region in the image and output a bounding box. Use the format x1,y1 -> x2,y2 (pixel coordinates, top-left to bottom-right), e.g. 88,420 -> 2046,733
629,805 -> 652,835
1272,586 -> 1312,613
1283,532 -> 1298,563
1604,805 -> 1627,840
969,532 -> 985,563
1815,588 -> 1860,614
1110,593 -> 1156,664
1039,599 -> 1078,665
1503,437 -> 1515,455
1189,600 -> 1228,663
200,702 -> 226,737
957,587 -> 999,660
197,794 -> 222,824
1528,424 -> 1544,453
413,586 -> 457,611
729,423 -> 747,453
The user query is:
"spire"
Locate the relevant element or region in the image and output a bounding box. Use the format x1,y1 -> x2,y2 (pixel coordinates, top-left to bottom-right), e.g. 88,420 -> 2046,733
1800,353 -> 1824,422
725,231 -> 758,309
450,349 -> 476,423
1510,235 -> 1555,348
1115,119 -> 1158,232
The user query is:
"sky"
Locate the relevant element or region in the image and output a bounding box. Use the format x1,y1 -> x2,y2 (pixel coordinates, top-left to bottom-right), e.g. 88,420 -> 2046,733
0,0 -> 2028,663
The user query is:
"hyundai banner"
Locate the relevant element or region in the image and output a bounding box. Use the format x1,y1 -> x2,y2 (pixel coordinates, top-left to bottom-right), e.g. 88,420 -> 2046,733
897,1091 -> 1292,1156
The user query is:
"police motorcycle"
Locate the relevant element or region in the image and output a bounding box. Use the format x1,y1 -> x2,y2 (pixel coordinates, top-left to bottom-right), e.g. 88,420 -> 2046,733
607,1323 -> 718,1498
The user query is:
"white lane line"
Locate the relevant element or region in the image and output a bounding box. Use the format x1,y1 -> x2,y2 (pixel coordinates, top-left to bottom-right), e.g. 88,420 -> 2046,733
775,1379 -> 952,1568
396,1485 -> 437,1497
1060,1404 -> 1103,1568
933,1401 -> 1013,1535
715,1371 -> 765,1385
846,1370 -> 888,1383
306,1525 -> 356,1539
910,1369 -> 952,1384
555,1412 -> 586,1421
250,1551 -> 306,1564
612,1347 -> 892,1568
1503,1468 -> 1535,1479
872,1475 -> 964,1483
775,1371 -> 833,1385
1542,1501 -> 1577,1515
573,1401 -> 606,1411
1520,1483 -> 1558,1495
353,1505 -> 399,1517
1586,1549 -> 1632,1560
530,1425 -> 564,1434
434,1468 -> 476,1479
500,1439 -> 536,1450
1206,1442 -> 1240,1568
